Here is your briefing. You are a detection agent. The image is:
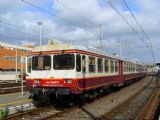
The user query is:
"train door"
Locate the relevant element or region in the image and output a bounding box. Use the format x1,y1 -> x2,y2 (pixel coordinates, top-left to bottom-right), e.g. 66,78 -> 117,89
82,55 -> 86,73
26,57 -> 31,76
119,61 -> 124,86
82,55 -> 86,90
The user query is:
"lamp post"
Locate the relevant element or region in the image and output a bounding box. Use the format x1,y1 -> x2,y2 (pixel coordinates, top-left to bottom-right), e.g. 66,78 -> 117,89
37,22 -> 42,47
15,42 -> 18,83
20,56 -> 24,96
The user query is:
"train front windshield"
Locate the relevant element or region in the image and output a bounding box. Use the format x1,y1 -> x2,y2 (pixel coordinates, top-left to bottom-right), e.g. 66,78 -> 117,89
53,54 -> 75,70
32,55 -> 51,70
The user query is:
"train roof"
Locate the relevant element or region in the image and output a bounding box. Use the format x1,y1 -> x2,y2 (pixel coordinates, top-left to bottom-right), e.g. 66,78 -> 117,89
32,41 -> 144,66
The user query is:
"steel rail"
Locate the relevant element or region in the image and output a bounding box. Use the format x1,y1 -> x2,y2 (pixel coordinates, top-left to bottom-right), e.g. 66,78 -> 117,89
101,76 -> 156,120
135,77 -> 160,120
4,106 -> 51,120
39,106 -> 79,120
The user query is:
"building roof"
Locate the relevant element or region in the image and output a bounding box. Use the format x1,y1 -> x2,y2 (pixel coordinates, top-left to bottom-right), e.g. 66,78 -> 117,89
0,42 -> 32,51
0,41 -> 31,70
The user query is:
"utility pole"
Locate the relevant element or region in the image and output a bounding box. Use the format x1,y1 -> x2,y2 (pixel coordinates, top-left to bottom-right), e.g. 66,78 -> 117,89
99,24 -> 103,49
15,42 -> 18,83
119,42 -> 122,57
21,56 -> 24,96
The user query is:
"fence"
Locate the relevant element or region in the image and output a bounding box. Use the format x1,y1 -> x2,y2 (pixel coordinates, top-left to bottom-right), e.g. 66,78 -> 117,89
0,74 -> 21,82
0,71 -> 21,75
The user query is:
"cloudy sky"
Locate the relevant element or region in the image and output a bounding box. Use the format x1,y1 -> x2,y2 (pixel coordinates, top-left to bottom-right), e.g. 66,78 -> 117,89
0,0 -> 159,64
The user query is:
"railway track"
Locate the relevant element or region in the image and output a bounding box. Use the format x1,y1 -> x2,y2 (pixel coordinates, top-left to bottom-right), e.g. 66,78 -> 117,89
101,76 -> 159,120
0,82 -> 28,94
4,76 -> 156,120
36,77 -> 153,120
136,77 -> 160,120
5,102 -> 90,120
5,106 -> 62,120
0,82 -> 25,88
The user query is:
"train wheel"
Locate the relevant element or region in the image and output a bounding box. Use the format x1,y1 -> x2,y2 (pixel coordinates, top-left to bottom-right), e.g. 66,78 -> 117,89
76,93 -> 86,106
55,94 -> 73,106
48,92 -> 56,104
38,93 -> 46,106
88,90 -> 97,100
97,89 -> 103,99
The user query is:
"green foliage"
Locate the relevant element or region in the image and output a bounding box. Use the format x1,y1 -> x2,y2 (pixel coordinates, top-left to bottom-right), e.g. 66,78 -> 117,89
0,108 -> 9,119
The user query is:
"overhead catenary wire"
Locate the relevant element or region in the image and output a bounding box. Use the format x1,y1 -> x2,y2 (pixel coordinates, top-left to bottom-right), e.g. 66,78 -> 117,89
107,1 -> 144,43
106,0 -> 156,63
0,19 -> 64,45
0,20 -> 39,37
121,0 -> 155,63
122,0 -> 148,39
57,0 -> 99,29
0,33 -> 38,44
22,0 -> 100,38
57,0 -> 104,47
0,19 -> 95,47
58,0 -> 138,49
56,0 -> 100,44
0,25 -> 39,40
0,19 -> 52,40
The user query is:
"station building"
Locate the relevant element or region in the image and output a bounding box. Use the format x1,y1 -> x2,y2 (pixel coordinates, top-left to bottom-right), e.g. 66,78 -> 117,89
0,42 -> 33,72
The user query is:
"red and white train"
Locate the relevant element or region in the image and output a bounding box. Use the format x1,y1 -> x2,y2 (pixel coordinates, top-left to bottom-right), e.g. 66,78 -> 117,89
26,41 -> 147,104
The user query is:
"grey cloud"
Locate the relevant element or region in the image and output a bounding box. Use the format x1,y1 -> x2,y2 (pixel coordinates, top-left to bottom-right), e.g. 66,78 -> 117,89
0,0 -> 159,64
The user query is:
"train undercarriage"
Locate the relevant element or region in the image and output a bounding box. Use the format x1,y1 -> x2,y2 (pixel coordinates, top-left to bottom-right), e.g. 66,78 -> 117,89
29,76 -> 145,106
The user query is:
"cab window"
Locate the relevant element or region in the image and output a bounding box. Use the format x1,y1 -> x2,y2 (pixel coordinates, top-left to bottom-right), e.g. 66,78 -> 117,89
32,55 -> 51,70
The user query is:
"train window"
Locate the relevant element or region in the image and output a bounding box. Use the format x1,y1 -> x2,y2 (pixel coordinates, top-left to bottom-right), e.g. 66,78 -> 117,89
32,55 -> 51,70
126,63 -> 128,72
127,63 -> 129,72
110,60 -> 114,73
115,61 -> 118,72
137,66 -> 139,72
132,65 -> 134,72
105,59 -> 109,73
98,58 -> 103,73
129,64 -> 131,72
76,54 -> 81,72
89,57 -> 96,73
124,63 -> 127,72
53,54 -> 75,70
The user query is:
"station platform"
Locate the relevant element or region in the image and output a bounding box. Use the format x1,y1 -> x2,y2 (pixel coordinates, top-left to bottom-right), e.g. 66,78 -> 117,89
0,92 -> 35,118
0,92 -> 31,107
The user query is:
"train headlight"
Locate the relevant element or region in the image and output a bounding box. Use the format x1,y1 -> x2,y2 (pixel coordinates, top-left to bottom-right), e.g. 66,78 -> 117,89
34,80 -> 40,84
64,79 -> 72,84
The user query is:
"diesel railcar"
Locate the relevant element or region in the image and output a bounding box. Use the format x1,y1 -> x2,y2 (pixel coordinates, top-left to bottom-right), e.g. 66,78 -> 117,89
26,41 -> 147,104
